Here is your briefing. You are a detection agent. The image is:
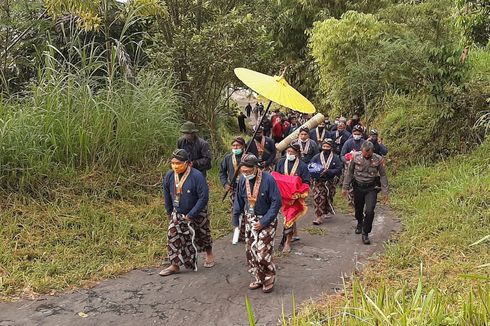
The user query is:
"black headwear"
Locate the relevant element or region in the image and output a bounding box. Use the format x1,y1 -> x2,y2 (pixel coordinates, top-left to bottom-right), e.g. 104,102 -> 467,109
352,124 -> 363,133
172,149 -> 189,162
322,138 -> 334,146
240,154 -> 260,167
288,141 -> 301,153
232,137 -> 246,146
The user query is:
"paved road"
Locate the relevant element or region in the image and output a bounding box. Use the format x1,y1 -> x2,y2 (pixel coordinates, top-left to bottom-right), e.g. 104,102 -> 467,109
0,205 -> 399,326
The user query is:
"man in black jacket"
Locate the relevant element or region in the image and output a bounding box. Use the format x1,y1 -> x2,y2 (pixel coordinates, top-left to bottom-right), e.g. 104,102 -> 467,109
177,121 -> 212,177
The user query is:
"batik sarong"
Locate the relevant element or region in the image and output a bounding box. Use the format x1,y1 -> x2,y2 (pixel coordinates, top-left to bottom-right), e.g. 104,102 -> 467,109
313,178 -> 338,220
167,209 -> 212,270
244,212 -> 277,285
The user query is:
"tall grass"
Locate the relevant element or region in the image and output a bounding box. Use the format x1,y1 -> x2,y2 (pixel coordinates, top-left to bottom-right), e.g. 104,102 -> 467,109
281,277 -> 489,325
0,50 -> 181,192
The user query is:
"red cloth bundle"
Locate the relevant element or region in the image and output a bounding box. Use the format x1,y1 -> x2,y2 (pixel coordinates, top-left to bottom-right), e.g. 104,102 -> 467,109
271,171 -> 310,229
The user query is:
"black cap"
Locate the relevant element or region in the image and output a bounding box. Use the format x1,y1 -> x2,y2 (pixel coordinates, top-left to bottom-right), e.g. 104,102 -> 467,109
369,129 -> 378,135
172,149 -> 189,162
288,141 -> 301,153
352,124 -> 363,132
232,137 -> 246,146
299,126 -> 310,133
322,138 -> 334,146
241,154 -> 260,167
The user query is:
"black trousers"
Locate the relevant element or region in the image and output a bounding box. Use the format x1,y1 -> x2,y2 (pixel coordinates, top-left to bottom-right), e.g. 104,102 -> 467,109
353,186 -> 378,234
239,121 -> 246,132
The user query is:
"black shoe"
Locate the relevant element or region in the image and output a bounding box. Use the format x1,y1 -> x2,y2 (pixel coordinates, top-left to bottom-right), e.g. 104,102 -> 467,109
355,224 -> 363,234
362,233 -> 371,245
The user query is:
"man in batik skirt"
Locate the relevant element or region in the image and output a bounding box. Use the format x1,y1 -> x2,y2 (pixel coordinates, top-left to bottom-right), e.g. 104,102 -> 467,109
159,149 -> 214,276
219,137 -> 246,240
309,139 -> 343,225
233,154 -> 282,293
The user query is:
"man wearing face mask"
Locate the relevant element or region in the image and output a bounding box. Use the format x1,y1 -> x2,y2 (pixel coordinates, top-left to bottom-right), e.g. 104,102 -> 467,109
329,122 -> 351,155
341,125 -> 366,205
342,141 -> 389,245
233,154 -> 282,293
340,125 -> 366,164
330,116 -> 347,132
297,127 -> 319,164
219,137 -> 246,240
368,129 -> 388,156
274,141 -> 310,252
309,138 -> 343,225
310,119 -> 329,143
160,149 -> 214,276
177,121 -> 212,178
247,125 -> 276,171
275,142 -> 310,184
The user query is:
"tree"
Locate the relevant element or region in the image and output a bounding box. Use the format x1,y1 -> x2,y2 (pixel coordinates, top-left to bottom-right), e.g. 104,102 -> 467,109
148,0 -> 278,148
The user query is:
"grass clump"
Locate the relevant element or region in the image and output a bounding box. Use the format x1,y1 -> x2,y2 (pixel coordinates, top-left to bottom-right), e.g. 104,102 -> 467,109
284,140 -> 490,324
0,165 -> 232,300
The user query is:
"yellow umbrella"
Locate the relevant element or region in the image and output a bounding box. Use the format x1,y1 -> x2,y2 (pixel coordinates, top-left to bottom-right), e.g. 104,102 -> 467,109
234,68 -> 316,114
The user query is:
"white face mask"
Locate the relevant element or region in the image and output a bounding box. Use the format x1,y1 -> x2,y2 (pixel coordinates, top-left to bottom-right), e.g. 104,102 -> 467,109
286,154 -> 296,161
243,173 -> 255,180
353,134 -> 362,140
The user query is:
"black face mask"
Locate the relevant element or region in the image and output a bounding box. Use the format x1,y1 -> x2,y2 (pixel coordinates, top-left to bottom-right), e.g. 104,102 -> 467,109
322,149 -> 331,154
255,135 -> 263,142
352,118 -> 359,125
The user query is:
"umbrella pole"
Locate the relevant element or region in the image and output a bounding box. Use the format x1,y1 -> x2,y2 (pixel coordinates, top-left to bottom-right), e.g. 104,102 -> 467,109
222,100 -> 273,201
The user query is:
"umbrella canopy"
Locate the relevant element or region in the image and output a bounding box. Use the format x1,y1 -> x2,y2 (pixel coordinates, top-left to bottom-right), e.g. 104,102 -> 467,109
234,68 -> 316,114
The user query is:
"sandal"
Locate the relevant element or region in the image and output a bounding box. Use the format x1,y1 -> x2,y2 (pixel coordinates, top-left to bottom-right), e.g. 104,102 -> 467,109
249,282 -> 262,290
262,276 -> 275,293
159,266 -> 179,277
203,260 -> 215,268
262,282 -> 274,293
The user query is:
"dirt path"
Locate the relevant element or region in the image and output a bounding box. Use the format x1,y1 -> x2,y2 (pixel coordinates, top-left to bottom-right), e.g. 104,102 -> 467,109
0,204 -> 399,326
0,95 -> 399,325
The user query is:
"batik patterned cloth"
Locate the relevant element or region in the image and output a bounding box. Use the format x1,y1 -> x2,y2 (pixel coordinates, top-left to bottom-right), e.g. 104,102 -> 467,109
244,212 -> 277,285
167,209 -> 212,270
312,179 -> 338,220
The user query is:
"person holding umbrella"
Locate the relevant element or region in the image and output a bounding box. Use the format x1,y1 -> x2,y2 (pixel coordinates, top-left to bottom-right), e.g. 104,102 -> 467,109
232,154 -> 282,293
246,125 -> 276,171
219,137 -> 246,240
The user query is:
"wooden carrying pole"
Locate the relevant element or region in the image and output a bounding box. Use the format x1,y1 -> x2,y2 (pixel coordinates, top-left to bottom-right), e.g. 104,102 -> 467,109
275,113 -> 325,152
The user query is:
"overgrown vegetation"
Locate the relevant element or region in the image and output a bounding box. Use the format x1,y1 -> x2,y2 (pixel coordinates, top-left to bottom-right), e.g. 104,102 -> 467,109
284,139 -> 490,324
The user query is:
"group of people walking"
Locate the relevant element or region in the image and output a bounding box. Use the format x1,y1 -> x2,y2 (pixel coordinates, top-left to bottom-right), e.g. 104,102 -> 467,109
160,108 -> 389,295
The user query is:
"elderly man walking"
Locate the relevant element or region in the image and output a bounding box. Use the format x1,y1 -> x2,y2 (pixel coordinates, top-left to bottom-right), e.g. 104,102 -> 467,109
160,149 -> 215,276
